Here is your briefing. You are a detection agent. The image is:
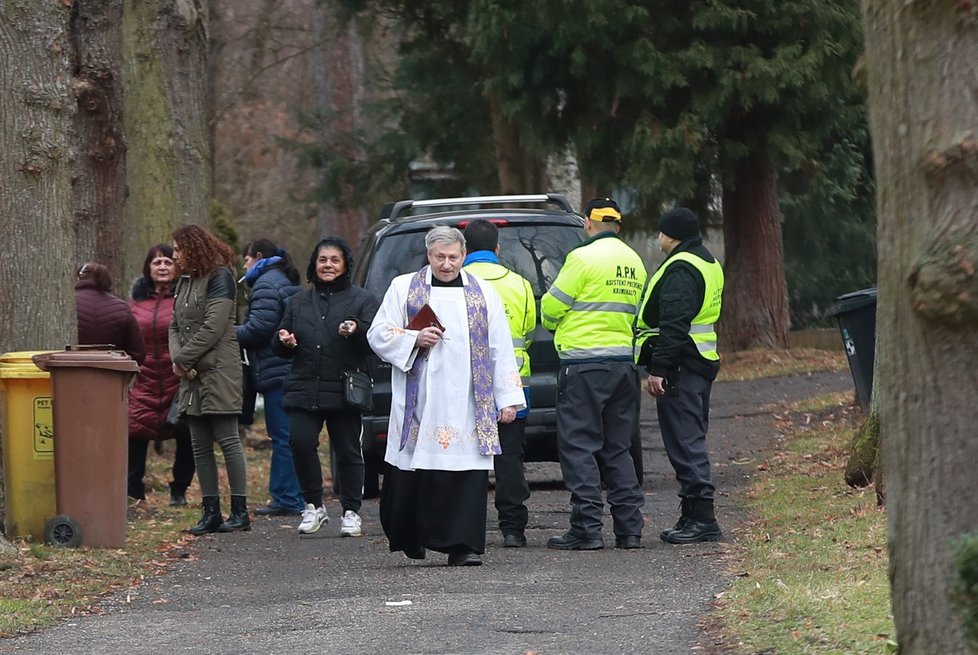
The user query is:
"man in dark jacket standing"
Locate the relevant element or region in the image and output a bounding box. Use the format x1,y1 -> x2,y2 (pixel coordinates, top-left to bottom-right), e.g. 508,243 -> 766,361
635,207 -> 725,544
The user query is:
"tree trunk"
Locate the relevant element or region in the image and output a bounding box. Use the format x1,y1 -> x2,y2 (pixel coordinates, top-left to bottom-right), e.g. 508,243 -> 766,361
719,149 -> 791,351
121,0 -> 211,284
70,0 -> 126,288
863,1 -> 978,652
488,92 -> 545,195
0,2 -> 78,353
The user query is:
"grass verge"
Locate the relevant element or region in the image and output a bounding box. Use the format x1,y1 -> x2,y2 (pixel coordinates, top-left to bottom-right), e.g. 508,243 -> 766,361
718,348 -> 847,381
708,391 -> 896,654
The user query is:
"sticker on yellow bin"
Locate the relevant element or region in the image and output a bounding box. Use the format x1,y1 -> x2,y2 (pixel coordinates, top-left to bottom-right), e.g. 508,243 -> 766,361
33,396 -> 54,458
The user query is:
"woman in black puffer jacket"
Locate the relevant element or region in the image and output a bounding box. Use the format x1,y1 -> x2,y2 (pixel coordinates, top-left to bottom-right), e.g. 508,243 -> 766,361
272,236 -> 379,537
236,239 -> 304,517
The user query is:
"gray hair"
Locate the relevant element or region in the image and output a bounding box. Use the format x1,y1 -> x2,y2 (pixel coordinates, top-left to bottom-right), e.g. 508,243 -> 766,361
425,225 -> 466,252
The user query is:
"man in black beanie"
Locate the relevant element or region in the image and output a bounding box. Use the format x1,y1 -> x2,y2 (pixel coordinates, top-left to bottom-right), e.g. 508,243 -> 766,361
635,207 -> 725,543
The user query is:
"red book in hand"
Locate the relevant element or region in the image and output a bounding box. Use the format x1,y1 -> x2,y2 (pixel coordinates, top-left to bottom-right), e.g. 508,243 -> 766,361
406,303 -> 445,333
407,303 -> 444,359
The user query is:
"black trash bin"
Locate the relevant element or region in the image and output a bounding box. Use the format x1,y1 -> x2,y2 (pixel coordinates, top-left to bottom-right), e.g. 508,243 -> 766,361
826,288 -> 877,411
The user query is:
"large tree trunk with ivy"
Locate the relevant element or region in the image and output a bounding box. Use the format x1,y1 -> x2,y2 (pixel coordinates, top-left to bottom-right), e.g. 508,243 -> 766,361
121,0 -> 211,284
720,149 -> 791,351
862,1 -> 978,652
0,2 -> 78,353
70,0 -> 126,287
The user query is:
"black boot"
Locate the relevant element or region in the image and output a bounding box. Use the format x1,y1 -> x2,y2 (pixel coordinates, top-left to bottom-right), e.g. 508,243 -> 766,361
659,497 -> 692,541
218,495 -> 251,532
189,496 -> 223,535
663,498 -> 722,544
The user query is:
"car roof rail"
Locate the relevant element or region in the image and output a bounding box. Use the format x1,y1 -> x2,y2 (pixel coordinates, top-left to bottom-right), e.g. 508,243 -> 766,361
385,193 -> 575,222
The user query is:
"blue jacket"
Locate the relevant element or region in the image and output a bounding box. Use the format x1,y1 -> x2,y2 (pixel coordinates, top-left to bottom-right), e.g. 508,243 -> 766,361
236,265 -> 302,393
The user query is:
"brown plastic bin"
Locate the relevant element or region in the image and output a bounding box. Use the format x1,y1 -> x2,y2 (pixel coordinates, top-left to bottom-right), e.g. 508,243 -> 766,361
32,349 -> 139,548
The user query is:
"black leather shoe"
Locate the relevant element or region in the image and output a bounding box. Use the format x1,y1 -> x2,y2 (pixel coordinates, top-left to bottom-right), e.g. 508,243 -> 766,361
659,516 -> 688,541
448,551 -> 483,566
169,494 -> 188,507
255,505 -> 302,517
663,520 -> 722,544
403,546 -> 426,560
615,535 -> 642,549
547,531 -> 604,550
502,534 -> 527,548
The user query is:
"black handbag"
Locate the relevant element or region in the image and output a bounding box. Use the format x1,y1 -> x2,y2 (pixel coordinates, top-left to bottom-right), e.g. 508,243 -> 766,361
163,392 -> 190,439
343,370 -> 374,412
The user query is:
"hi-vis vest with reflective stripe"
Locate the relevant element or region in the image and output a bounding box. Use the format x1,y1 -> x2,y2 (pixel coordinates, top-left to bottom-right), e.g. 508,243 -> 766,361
634,251 -> 724,362
463,260 -> 535,383
541,234 -> 647,362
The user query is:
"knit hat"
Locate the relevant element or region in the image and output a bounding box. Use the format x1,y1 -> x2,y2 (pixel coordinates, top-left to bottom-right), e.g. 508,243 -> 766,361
657,207 -> 699,241
585,198 -> 622,222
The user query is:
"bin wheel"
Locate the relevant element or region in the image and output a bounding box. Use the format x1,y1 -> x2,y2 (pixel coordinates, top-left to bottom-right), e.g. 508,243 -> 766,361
44,515 -> 82,548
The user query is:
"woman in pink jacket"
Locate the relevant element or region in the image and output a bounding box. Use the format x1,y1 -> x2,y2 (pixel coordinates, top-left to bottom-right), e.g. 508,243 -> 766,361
127,245 -> 195,506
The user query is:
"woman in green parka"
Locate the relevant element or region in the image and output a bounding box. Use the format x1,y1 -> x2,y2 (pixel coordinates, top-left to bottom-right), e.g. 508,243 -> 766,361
169,224 -> 249,535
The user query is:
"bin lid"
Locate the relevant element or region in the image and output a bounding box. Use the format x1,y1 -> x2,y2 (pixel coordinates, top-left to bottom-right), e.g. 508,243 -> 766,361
825,287 -> 878,318
0,350 -> 57,379
32,349 -> 140,373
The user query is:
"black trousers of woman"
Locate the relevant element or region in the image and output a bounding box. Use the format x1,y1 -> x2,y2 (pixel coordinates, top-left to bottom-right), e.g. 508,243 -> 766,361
289,408 -> 364,512
127,434 -> 195,500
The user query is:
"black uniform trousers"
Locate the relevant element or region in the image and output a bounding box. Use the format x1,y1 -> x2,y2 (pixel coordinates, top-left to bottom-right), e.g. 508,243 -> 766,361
656,367 -> 715,501
555,361 -> 645,538
289,408 -> 364,512
494,417 -> 530,536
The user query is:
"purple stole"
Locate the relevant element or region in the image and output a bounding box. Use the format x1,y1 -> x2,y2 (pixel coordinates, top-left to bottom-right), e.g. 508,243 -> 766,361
399,267 -> 500,456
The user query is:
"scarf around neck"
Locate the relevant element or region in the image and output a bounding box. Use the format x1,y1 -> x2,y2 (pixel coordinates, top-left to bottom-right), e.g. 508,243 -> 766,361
399,266 -> 500,456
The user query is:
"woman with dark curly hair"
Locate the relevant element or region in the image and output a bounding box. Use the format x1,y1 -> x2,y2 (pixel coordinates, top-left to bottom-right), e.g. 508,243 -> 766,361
169,225 -> 248,535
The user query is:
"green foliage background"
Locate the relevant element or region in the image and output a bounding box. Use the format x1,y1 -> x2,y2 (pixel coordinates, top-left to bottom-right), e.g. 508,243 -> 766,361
306,0 -> 877,327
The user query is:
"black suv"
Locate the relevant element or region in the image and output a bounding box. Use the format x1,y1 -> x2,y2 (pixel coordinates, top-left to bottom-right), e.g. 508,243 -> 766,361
352,194 -> 586,495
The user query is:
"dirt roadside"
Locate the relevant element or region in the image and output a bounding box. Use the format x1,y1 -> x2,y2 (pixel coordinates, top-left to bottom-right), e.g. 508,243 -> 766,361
1,370 -> 853,655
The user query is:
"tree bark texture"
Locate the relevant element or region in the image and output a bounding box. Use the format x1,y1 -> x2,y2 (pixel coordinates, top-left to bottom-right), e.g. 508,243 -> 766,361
720,150 -> 791,351
862,1 -> 978,652
121,0 -> 210,284
488,91 -> 545,195
70,0 -> 126,287
0,1 -> 78,352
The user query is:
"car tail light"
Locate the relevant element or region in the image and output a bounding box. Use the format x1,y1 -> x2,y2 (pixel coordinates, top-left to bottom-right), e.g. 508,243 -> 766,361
378,432 -> 387,441
456,219 -> 510,229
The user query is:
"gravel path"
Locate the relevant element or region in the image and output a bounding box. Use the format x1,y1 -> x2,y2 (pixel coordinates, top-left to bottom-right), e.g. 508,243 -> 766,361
1,370 -> 852,655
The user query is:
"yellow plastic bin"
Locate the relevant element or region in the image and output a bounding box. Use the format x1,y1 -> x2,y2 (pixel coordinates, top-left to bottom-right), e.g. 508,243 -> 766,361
0,351 -> 57,541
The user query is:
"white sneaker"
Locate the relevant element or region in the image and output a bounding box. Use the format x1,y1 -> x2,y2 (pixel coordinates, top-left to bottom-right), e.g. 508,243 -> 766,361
340,510 -> 362,537
297,503 -> 329,534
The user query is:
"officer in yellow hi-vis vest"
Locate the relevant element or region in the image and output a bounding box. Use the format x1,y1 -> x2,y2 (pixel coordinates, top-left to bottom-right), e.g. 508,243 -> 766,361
541,198 -> 647,551
463,219 -> 536,549
635,207 -> 724,545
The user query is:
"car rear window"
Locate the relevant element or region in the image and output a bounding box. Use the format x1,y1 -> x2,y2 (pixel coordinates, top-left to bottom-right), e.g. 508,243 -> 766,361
364,222 -> 583,298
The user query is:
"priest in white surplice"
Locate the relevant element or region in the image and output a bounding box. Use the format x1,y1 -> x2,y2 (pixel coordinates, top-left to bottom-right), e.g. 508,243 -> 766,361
367,226 -> 525,566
